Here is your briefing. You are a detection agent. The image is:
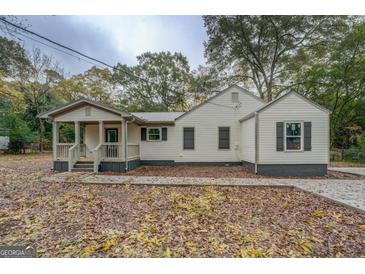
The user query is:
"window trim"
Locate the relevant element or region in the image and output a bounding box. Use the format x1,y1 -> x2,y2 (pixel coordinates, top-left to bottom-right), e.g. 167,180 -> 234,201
105,128 -> 119,143
147,127 -> 162,142
183,127 -> 195,150
218,126 -> 230,150
284,121 -> 304,152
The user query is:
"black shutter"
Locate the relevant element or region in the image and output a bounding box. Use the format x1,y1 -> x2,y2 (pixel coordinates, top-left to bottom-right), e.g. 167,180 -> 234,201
141,128 -> 146,141
304,122 -> 312,151
276,122 -> 284,151
183,127 -> 194,149
162,128 -> 167,141
218,127 -> 230,149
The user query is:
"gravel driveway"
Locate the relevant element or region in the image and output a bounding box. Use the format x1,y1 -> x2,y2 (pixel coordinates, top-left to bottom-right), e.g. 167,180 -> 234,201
329,167 -> 365,176
43,173 -> 365,212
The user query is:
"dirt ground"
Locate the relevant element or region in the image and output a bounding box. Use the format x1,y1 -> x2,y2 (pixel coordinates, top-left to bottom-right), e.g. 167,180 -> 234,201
0,153 -> 364,258
126,165 -> 365,179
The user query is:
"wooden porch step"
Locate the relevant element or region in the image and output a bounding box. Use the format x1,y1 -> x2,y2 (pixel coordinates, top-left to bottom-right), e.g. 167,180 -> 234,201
74,164 -> 94,168
75,161 -> 93,164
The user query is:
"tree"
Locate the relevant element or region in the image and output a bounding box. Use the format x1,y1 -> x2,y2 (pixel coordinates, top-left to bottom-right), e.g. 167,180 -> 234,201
53,66 -> 115,104
298,22 -> 365,148
2,112 -> 37,153
113,51 -> 192,112
0,36 -> 31,109
14,48 -> 63,151
189,65 -> 221,105
203,15 -> 350,101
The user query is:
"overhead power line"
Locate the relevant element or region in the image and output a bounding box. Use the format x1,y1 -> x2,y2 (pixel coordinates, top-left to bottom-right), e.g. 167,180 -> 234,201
15,31 -> 103,69
0,18 -> 235,110
0,17 -> 147,83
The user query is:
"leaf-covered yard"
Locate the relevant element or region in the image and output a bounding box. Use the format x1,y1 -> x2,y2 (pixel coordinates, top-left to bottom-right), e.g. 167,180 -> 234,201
0,154 -> 364,257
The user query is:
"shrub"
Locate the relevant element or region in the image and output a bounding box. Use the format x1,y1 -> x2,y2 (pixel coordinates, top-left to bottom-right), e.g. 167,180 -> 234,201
3,113 -> 38,153
343,137 -> 365,163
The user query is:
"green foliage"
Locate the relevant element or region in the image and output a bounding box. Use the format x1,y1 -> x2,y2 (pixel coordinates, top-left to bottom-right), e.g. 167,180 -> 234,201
342,137 -> 365,163
204,15 -> 350,101
2,112 -> 37,153
298,22 -> 365,147
59,124 -> 75,143
114,51 -> 193,111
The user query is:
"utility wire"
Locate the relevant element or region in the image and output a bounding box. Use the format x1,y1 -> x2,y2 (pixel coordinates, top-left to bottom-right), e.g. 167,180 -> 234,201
0,18 -> 236,110
0,17 -> 148,83
15,31 -> 104,69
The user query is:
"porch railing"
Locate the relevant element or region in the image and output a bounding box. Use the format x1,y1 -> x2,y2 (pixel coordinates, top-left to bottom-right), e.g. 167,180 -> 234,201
68,144 -> 79,171
56,143 -> 73,159
128,144 -> 140,160
102,143 -> 122,159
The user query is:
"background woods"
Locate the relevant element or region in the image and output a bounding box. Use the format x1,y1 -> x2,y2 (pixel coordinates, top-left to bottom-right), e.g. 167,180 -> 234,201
0,16 -> 364,156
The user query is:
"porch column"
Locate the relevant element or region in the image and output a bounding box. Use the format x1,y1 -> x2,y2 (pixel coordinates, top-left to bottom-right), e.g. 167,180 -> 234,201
52,121 -> 59,160
74,121 -> 80,145
121,118 -> 126,162
99,121 -> 104,144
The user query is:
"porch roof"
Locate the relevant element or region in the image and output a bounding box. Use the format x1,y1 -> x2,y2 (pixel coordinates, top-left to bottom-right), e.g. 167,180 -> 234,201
38,98 -> 145,123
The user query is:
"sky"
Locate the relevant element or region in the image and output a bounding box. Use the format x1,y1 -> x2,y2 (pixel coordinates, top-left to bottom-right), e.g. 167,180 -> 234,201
7,16 -> 208,76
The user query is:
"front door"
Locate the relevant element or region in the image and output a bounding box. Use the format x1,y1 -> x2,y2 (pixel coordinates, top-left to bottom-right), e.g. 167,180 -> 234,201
105,128 -> 118,143
105,128 -> 118,158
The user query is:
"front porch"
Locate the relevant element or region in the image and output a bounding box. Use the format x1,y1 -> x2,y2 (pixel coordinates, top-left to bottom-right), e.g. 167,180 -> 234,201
53,120 -> 140,172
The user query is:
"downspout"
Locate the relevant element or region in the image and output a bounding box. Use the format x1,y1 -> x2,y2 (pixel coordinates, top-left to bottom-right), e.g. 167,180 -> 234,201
254,112 -> 259,174
124,117 -> 135,172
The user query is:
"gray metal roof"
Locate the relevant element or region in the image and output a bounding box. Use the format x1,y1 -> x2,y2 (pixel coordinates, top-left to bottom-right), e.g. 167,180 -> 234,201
132,112 -> 185,122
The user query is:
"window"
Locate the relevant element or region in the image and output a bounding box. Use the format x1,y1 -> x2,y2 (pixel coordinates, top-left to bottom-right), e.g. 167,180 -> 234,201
183,127 -> 194,149
231,92 -> 239,103
218,127 -> 230,149
285,122 -> 302,151
147,128 -> 161,141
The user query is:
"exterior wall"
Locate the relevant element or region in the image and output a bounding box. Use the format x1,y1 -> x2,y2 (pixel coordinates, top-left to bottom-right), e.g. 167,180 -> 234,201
140,86 -> 264,162
99,159 -> 140,172
258,92 -> 329,164
53,161 -> 68,172
84,124 -> 99,157
54,105 -> 121,122
127,123 -> 139,145
257,164 -> 327,176
84,123 -> 123,158
240,116 -> 255,163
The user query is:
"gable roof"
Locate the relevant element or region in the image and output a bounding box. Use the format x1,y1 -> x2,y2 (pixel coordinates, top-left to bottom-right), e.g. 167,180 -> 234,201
132,112 -> 184,123
175,85 -> 264,121
38,98 -> 134,119
239,90 -> 330,122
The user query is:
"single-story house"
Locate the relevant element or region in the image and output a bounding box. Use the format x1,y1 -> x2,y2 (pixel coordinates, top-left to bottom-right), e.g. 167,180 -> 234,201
38,85 -> 330,176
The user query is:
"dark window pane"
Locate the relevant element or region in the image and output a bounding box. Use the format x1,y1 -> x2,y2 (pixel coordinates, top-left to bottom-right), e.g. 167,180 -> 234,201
147,128 -> 161,141
183,128 -> 194,149
286,137 -> 301,150
286,123 -> 301,136
219,127 -> 230,149
106,129 -> 118,143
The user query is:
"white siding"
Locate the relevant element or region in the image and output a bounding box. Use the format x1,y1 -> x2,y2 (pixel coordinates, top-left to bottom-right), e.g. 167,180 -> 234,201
240,117 -> 255,163
258,92 -> 329,164
84,124 -> 99,157
54,105 -> 121,122
140,86 -> 264,162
